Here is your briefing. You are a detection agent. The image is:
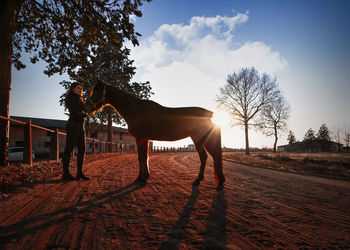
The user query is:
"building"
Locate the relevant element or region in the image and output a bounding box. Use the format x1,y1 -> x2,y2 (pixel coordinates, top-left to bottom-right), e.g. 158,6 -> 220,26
278,140 -> 343,153
9,116 -> 137,158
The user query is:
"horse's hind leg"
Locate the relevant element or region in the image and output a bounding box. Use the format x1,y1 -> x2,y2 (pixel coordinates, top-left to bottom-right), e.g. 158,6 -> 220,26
204,127 -> 225,190
136,139 -> 150,185
192,139 -> 208,185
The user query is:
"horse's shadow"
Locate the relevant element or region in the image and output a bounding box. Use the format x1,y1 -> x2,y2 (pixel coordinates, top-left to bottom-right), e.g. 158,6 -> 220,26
160,186 -> 227,250
201,190 -> 228,249
0,181 -> 141,246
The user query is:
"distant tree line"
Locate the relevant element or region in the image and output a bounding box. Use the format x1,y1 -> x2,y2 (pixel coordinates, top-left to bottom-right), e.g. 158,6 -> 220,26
287,124 -> 331,145
287,123 -> 349,145
287,124 -> 349,152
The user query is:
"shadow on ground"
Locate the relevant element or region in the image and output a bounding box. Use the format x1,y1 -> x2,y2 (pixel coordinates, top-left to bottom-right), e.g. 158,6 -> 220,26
160,185 -> 227,249
0,181 -> 142,246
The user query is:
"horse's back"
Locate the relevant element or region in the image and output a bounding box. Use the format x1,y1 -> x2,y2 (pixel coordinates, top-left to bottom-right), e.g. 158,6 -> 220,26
142,100 -> 213,118
166,106 -> 213,118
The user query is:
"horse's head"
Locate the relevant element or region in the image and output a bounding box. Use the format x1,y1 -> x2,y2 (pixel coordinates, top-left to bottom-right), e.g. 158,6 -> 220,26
84,79 -> 107,115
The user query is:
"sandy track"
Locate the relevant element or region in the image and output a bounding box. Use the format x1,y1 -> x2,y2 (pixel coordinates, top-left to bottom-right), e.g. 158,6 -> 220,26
0,152 -> 349,249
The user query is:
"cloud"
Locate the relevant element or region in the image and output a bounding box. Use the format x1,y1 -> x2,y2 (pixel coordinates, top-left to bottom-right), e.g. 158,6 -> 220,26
129,14 -> 137,23
153,13 -> 249,45
130,12 -> 288,109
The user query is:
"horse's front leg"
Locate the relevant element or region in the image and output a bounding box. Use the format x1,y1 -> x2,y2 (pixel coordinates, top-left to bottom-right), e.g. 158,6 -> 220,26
136,139 -> 150,185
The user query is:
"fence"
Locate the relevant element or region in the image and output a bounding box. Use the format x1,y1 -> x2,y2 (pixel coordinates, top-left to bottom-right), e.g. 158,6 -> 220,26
0,115 -> 133,166
151,146 -> 195,153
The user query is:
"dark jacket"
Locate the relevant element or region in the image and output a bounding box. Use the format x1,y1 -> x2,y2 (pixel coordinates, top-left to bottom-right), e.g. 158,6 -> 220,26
66,93 -> 85,123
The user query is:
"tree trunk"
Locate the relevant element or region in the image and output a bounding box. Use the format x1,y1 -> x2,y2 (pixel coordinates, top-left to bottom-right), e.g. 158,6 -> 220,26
244,121 -> 250,155
0,0 -> 20,166
273,124 -> 278,153
107,110 -> 113,152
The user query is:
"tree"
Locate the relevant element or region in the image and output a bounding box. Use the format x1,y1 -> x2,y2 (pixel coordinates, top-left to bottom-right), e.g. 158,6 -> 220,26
217,67 -> 279,155
317,123 -> 331,141
303,128 -> 316,142
332,126 -> 343,144
303,128 -> 316,151
0,0 -> 151,165
59,46 -> 153,149
257,94 -> 290,152
287,130 -> 296,145
344,126 -> 350,148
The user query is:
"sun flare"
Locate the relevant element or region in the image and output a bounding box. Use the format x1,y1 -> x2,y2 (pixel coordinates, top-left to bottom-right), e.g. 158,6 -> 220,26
211,109 -> 230,128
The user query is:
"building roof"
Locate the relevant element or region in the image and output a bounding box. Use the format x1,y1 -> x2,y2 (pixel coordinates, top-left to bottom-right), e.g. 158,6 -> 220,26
278,140 -> 343,148
10,116 -> 128,133
11,116 -> 67,128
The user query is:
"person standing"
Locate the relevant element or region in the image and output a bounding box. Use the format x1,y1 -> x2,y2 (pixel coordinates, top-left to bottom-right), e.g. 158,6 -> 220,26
62,82 -> 90,180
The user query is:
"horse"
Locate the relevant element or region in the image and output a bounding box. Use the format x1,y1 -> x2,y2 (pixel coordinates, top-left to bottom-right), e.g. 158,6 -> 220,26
84,80 -> 225,190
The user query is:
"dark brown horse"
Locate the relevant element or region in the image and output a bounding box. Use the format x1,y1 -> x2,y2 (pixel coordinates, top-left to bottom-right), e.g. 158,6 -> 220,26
84,80 -> 225,189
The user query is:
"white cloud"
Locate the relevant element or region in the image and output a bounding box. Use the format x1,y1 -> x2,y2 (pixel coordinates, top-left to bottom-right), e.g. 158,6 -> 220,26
129,14 -> 137,23
129,12 -> 288,147
131,13 -> 287,99
153,13 -> 249,45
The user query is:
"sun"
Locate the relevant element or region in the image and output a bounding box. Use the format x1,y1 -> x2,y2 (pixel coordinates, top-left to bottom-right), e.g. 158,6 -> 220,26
211,109 -> 230,128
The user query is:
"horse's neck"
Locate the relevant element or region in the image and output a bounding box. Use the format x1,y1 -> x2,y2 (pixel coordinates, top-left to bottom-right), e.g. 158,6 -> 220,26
105,85 -> 138,121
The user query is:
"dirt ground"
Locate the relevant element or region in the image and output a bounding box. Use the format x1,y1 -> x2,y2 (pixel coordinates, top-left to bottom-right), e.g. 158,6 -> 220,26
0,152 -> 349,249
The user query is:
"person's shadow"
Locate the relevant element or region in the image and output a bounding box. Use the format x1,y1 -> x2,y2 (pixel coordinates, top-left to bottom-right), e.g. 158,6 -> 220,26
159,186 -> 227,250
0,181 -> 141,246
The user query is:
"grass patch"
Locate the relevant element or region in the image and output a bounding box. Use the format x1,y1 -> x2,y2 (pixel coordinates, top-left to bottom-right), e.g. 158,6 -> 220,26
223,152 -> 350,179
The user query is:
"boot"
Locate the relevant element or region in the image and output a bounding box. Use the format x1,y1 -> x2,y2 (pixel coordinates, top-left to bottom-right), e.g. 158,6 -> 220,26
62,156 -> 75,181
76,161 -> 90,180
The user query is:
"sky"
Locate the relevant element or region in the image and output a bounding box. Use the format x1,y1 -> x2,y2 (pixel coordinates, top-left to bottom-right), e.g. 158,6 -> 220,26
10,0 -> 350,149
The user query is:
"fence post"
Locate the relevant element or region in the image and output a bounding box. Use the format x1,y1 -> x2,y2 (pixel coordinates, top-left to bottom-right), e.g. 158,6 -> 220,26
99,141 -> 102,154
23,120 -> 33,166
49,128 -> 59,162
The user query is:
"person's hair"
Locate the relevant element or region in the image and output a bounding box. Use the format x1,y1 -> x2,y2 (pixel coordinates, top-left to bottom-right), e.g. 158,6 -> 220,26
65,82 -> 84,105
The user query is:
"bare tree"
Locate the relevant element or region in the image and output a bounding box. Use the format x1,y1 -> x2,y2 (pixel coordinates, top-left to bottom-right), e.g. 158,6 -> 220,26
332,125 -> 343,145
257,94 -> 290,152
344,125 -> 350,149
217,67 -> 279,155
